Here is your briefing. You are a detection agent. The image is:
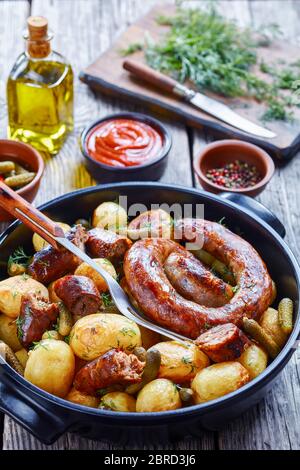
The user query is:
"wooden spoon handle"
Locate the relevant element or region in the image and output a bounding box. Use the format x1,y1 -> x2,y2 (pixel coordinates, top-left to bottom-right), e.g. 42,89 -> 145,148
123,59 -> 178,93
0,181 -> 64,249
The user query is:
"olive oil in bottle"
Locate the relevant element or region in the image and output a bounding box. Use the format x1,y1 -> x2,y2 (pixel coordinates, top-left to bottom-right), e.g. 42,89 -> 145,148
7,16 -> 74,155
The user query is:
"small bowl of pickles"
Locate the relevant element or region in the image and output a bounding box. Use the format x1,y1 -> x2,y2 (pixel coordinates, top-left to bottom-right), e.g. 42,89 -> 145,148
0,139 -> 44,221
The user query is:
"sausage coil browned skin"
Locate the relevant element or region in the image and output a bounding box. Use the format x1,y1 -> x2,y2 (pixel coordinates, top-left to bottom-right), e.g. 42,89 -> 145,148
164,250 -> 233,307
28,225 -> 88,284
54,275 -> 101,318
86,227 -> 132,262
195,323 -> 251,362
124,219 -> 273,339
74,348 -> 145,396
18,294 -> 59,348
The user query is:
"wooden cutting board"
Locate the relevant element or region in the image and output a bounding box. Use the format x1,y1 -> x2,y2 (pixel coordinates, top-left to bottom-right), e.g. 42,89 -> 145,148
80,4 -> 300,160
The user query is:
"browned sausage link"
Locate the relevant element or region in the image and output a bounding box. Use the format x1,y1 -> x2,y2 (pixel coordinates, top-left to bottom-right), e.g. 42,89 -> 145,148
74,348 -> 145,396
195,323 -> 251,362
124,219 -> 273,338
86,227 -> 132,262
18,294 -> 59,348
164,250 -> 233,307
28,225 -> 88,284
54,275 -> 101,318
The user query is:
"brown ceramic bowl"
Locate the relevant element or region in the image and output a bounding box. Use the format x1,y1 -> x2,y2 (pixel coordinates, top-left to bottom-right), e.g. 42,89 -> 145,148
0,140 -> 44,221
194,140 -> 275,197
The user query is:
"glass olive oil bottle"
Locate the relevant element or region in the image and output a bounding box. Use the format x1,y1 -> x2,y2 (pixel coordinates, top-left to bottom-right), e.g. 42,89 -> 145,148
7,16 -> 74,155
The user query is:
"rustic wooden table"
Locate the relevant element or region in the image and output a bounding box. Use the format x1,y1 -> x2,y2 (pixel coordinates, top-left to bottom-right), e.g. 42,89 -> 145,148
0,0 -> 299,450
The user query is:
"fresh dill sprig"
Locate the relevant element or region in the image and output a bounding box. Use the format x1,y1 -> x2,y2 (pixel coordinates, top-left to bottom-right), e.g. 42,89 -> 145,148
8,246 -> 31,269
138,7 -> 299,122
119,42 -> 143,56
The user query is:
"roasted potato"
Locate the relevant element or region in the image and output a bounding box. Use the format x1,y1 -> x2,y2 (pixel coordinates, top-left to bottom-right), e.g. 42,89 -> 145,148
136,378 -> 181,412
92,202 -> 127,232
75,258 -> 117,292
24,339 -> 75,398
191,362 -> 250,404
238,344 -> 268,379
99,392 -> 136,412
15,348 -> 29,368
70,313 -> 142,361
48,281 -> 61,303
0,275 -> 49,318
0,313 -> 22,351
32,222 -> 71,252
7,262 -> 26,277
42,330 -> 63,341
66,387 -> 100,408
139,325 -> 161,350
260,307 -> 288,348
127,209 -> 174,240
149,341 -> 209,383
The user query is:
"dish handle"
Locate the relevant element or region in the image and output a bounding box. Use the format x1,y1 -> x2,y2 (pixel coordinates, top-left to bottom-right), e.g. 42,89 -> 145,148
220,192 -> 286,238
0,368 -> 72,445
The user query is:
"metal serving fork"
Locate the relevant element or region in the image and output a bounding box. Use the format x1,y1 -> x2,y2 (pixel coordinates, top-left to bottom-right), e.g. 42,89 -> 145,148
0,181 -> 190,344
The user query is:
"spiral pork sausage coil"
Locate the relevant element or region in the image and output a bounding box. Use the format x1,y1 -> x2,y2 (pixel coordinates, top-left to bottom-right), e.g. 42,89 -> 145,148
124,218 -> 273,338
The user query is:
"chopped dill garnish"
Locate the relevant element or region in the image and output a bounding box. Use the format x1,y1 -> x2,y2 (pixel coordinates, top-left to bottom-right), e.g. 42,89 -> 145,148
15,316 -> 24,339
8,246 -> 31,270
119,42 -> 143,56
99,399 -> 118,411
101,292 -> 114,308
64,334 -> 71,344
30,341 -> 48,351
120,327 -> 137,337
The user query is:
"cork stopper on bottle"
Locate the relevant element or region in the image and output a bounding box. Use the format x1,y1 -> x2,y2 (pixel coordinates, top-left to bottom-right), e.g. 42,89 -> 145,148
26,16 -> 51,58
27,16 -> 48,39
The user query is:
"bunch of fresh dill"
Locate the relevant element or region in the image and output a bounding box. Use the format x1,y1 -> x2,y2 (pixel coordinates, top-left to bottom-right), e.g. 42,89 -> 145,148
123,8 -> 299,122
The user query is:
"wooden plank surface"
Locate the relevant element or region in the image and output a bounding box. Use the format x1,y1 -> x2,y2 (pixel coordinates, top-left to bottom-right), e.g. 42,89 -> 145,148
0,0 -> 299,451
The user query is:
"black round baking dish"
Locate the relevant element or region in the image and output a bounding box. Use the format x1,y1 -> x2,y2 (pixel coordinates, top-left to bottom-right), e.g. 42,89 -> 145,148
0,182 -> 299,446
80,113 -> 172,182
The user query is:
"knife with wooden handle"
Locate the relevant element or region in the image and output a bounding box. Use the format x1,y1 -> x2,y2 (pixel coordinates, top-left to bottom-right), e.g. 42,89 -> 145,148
123,59 -> 276,139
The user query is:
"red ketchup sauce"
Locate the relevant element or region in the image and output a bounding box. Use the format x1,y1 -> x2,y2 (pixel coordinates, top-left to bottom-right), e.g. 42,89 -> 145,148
86,119 -> 163,167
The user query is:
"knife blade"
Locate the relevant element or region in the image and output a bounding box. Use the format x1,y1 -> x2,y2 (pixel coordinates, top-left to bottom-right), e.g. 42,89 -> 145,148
123,59 -> 276,139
